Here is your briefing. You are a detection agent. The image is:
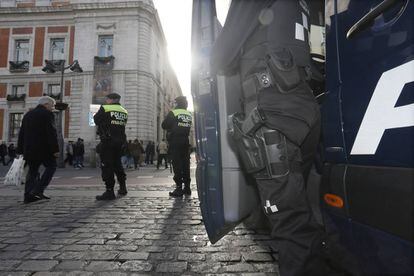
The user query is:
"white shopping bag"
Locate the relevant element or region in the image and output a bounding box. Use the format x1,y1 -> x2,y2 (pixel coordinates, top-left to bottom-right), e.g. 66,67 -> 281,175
4,156 -> 25,186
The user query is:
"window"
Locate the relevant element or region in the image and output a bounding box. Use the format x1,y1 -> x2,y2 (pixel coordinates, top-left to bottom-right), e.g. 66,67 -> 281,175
49,38 -> 65,60
15,40 -> 30,62
98,35 -> 113,57
11,85 -> 25,97
9,113 -> 23,140
47,84 -> 61,98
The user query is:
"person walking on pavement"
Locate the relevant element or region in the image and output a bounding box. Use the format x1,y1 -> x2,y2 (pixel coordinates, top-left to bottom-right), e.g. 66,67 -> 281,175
0,141 -> 7,166
94,92 -> 128,200
17,96 -> 59,203
64,140 -> 74,166
6,143 -> 17,165
156,139 -> 169,170
162,96 -> 193,197
145,141 -> 155,165
73,138 -> 85,169
130,139 -> 141,170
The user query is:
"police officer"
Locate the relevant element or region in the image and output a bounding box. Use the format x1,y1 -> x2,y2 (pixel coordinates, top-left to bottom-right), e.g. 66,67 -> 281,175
94,93 -> 128,200
162,96 -> 192,197
211,1 -> 358,275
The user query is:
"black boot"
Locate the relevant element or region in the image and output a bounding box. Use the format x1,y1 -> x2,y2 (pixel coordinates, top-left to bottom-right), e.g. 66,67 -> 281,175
169,187 -> 183,197
96,189 -> 116,200
118,182 -> 128,196
183,184 -> 191,196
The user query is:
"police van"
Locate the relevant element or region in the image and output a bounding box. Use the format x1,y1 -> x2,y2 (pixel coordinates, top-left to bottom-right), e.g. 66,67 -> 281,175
191,0 -> 413,274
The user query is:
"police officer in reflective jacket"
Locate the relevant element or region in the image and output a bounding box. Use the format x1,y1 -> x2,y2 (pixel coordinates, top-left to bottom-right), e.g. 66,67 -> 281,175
162,96 -> 192,197
211,0 -> 359,275
94,93 -> 128,200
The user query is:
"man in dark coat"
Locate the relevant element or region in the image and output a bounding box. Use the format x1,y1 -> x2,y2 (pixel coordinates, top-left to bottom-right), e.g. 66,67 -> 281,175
17,96 -> 59,203
0,141 -> 7,166
162,96 -> 192,197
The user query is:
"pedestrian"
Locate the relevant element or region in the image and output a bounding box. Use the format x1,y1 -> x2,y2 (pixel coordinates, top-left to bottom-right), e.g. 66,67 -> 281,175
210,1 -> 359,275
17,96 -> 59,203
162,96 -> 192,197
130,139 -> 141,169
64,140 -> 74,166
138,140 -> 145,166
145,141 -> 155,165
0,141 -> 7,166
6,143 -> 17,165
72,138 -> 84,169
156,139 -> 169,169
122,140 -> 133,169
94,92 -> 128,200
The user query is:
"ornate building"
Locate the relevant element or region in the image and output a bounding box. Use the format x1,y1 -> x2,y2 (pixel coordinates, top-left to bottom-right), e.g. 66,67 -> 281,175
0,0 -> 182,162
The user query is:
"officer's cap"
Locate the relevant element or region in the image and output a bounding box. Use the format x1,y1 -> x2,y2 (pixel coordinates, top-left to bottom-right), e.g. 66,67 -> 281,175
106,93 -> 121,100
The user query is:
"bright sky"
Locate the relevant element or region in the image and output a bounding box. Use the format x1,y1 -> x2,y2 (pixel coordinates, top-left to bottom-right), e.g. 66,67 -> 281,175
153,0 -> 231,111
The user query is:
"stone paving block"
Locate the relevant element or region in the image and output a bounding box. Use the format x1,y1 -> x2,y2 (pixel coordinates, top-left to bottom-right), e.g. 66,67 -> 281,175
2,238 -> 29,244
84,261 -> 121,272
82,251 -> 119,260
211,253 -> 241,262
50,239 -> 79,245
60,245 -> 89,251
3,244 -> 33,251
242,252 -> 274,262
139,246 -> 165,253
118,252 -> 149,260
33,271 -> 93,276
222,263 -> 256,273
0,272 -> 31,276
253,263 -> 279,273
0,260 -> 21,270
53,261 -> 87,271
16,260 -> 58,271
55,251 -> 84,260
189,262 -> 222,273
76,239 -> 105,245
24,251 -> 60,260
164,246 -> 191,253
120,260 -> 153,272
0,251 -> 30,260
156,262 -> 187,273
177,253 -> 206,261
32,245 -> 63,251
149,252 -> 175,260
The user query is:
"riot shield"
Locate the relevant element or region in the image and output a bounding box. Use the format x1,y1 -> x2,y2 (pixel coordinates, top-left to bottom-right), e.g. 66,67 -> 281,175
191,0 -> 261,244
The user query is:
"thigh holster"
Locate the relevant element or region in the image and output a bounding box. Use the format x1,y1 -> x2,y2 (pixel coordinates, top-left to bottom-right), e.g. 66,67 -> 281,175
229,108 -> 289,179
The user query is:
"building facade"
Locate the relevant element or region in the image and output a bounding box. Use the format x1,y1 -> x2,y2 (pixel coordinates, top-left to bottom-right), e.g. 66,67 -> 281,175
0,0 -> 182,163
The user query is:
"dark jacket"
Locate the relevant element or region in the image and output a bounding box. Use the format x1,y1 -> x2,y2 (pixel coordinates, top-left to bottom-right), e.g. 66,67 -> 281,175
73,142 -> 84,157
17,105 -> 59,161
93,103 -> 128,144
0,144 -> 7,156
162,109 -> 192,146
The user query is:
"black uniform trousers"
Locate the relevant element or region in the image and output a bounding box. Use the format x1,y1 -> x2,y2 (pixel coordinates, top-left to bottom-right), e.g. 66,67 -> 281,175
99,140 -> 126,190
170,143 -> 191,188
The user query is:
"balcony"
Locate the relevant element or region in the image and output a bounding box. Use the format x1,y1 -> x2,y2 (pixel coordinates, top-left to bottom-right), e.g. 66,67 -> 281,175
9,61 -> 29,73
7,94 -> 26,102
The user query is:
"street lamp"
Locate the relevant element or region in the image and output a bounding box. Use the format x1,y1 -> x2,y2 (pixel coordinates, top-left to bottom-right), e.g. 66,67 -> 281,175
42,59 -> 83,168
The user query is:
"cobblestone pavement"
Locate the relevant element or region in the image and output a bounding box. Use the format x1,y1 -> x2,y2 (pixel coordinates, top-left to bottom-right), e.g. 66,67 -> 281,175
0,164 -> 279,275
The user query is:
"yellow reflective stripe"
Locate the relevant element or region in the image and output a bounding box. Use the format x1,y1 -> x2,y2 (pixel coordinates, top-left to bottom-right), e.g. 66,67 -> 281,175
172,109 -> 191,117
103,104 -> 128,114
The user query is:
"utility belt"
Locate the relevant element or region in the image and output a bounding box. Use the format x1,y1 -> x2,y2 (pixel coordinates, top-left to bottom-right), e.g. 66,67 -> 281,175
228,48 -> 308,179
242,48 -> 310,103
